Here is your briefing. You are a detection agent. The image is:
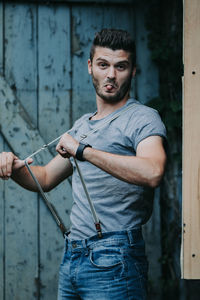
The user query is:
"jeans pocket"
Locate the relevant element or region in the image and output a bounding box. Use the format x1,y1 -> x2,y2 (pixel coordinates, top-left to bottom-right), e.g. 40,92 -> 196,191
89,245 -> 123,269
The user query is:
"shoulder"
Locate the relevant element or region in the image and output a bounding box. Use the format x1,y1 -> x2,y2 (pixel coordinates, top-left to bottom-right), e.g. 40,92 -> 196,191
124,99 -> 167,150
127,99 -> 161,118
124,99 -> 165,130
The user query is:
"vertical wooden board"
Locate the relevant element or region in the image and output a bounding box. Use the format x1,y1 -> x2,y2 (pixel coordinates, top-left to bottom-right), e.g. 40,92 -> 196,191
135,2 -> 159,103
4,144 -> 38,300
101,4 -> 136,97
71,4 -> 136,123
38,4 -> 71,141
38,5 -> 72,299
143,189 -> 162,297
71,5 -> 100,122
134,1 -> 161,291
0,2 -> 3,74
3,3 -> 39,298
0,135 -> 5,300
182,0 -> 200,279
4,3 -> 38,125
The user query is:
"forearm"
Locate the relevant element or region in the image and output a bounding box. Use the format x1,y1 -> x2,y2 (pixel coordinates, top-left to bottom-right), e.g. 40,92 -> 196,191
11,155 -> 73,192
11,165 -> 47,192
83,147 -> 164,188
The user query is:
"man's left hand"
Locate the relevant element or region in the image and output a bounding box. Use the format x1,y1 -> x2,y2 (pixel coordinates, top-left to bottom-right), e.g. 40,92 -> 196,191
56,133 -> 79,159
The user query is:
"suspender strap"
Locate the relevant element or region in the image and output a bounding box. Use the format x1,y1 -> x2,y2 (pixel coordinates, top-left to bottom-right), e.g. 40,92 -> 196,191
24,103 -> 136,238
24,160 -> 68,237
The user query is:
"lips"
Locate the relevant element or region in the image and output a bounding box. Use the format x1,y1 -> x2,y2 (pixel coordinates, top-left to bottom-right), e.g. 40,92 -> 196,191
105,84 -> 114,90
104,83 -> 117,91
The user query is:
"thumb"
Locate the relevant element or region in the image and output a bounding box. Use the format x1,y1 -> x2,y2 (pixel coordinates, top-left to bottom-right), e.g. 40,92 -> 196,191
13,157 -> 33,170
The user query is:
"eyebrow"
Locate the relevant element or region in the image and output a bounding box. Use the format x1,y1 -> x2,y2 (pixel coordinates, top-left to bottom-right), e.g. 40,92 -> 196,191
96,57 -> 130,65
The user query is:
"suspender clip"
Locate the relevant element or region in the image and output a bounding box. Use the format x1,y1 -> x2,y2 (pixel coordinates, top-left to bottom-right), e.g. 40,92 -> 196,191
95,222 -> 103,238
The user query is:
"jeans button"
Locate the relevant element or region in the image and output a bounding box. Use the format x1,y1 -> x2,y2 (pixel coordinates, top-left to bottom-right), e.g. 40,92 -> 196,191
72,243 -> 77,248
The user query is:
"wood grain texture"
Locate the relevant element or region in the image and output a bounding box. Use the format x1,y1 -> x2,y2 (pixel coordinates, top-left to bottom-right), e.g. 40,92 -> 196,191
0,134 -> 5,300
182,0 -> 200,279
38,6 -> 73,298
0,75 -> 72,298
4,4 -> 38,125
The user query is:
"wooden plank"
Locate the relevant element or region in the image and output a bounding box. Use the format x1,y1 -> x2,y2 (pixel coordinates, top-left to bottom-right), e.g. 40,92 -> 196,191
0,135 -> 5,300
0,2 -> 3,75
0,3 -> 4,300
135,1 -> 159,103
0,75 -> 72,297
182,0 -> 200,279
4,3 -> 38,125
38,5 -> 73,299
135,2 -> 161,294
2,5 -> 38,297
38,4 -> 71,141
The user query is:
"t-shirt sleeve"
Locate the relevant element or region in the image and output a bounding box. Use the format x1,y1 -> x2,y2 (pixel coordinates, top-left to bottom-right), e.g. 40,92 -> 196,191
130,107 -> 167,151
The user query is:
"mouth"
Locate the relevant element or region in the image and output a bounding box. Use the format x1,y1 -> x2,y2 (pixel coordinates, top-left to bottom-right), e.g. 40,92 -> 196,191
104,83 -> 117,92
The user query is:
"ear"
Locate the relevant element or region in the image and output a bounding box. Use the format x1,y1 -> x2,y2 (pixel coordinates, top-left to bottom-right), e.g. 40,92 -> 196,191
132,67 -> 136,77
88,59 -> 92,75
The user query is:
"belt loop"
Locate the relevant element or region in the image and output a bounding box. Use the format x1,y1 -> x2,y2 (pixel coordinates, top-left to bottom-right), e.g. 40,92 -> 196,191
127,230 -> 134,246
82,239 -> 87,248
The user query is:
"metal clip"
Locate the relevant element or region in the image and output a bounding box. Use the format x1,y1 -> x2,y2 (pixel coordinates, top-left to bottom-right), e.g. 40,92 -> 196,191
80,134 -> 87,139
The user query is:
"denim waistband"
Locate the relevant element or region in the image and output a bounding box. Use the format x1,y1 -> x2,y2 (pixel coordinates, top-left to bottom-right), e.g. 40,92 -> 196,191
65,227 -> 142,250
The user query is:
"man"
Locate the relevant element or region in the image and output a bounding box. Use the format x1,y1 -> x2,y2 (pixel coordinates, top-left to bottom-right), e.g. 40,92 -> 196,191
0,29 -> 166,299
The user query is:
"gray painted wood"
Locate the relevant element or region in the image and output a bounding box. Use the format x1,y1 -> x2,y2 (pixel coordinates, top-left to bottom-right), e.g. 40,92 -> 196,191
0,2 -> 3,75
0,4 -> 4,299
0,135 -> 5,300
135,2 -> 159,103
38,5 -> 71,141
0,75 -> 38,299
135,2 -> 162,296
37,6 -> 72,298
0,75 -> 72,299
4,4 -> 38,125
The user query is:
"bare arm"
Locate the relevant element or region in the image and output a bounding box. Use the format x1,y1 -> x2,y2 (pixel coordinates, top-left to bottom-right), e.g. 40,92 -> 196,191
83,136 -> 166,187
56,134 -> 166,188
0,152 -> 73,192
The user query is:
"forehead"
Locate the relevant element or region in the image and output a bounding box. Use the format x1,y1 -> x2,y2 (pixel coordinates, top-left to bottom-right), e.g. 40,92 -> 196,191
92,46 -> 131,63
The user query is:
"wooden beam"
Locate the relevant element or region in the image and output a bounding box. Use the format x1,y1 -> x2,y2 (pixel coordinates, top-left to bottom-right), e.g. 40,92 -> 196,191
182,0 -> 200,279
0,74 -> 72,228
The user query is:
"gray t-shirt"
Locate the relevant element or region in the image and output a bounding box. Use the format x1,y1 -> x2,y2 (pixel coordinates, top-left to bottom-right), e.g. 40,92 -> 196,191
68,98 -> 166,240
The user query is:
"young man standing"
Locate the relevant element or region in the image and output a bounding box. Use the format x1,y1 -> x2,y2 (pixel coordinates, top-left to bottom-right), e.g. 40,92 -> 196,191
0,29 -> 166,299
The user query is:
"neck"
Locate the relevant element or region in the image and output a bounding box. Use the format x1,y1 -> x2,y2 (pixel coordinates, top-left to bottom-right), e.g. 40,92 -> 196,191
92,95 -> 129,120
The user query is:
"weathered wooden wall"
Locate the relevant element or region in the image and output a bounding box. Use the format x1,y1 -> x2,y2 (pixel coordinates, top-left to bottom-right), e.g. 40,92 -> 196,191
0,1 -> 161,299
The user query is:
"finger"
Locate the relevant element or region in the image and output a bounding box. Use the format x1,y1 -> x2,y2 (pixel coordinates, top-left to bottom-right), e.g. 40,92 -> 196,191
56,146 -> 70,158
0,153 -> 5,178
6,153 -> 15,177
0,152 -> 12,179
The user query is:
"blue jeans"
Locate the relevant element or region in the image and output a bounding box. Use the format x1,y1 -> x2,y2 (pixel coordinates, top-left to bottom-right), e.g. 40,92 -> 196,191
58,228 -> 148,300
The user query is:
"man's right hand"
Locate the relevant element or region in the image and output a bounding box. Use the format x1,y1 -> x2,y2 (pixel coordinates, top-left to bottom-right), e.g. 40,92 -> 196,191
0,152 -> 33,180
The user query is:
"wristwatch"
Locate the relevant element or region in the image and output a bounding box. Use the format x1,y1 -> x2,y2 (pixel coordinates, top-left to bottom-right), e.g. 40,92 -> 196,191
75,143 -> 92,161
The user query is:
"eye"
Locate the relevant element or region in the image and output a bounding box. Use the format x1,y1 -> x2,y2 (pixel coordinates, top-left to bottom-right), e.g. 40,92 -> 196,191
98,62 -> 108,69
116,64 -> 126,71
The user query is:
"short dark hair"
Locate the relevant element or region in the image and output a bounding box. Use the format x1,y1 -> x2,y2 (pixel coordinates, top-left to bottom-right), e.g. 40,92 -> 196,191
90,28 -> 136,68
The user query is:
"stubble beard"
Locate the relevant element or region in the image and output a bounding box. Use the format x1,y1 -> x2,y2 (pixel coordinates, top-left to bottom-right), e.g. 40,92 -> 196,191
91,71 -> 133,104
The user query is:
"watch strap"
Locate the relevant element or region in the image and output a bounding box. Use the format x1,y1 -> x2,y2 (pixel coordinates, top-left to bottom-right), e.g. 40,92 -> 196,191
76,143 -> 92,161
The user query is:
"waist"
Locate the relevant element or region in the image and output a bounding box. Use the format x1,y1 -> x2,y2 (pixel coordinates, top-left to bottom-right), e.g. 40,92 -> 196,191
65,227 -> 143,250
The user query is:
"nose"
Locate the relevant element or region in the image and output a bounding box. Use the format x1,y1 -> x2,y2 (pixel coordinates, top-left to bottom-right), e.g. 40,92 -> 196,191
107,66 -> 116,80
